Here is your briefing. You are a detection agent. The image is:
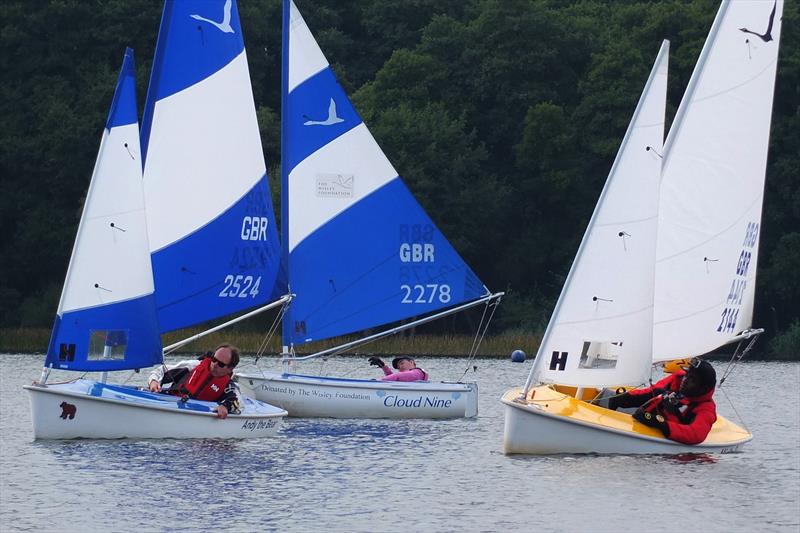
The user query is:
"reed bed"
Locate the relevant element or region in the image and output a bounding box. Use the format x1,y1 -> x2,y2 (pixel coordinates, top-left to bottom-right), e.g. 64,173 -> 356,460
2,327 -> 540,358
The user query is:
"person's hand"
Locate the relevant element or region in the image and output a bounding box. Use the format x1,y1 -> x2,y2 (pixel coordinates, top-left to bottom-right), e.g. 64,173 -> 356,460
148,380 -> 161,392
607,393 -> 626,411
368,356 -> 385,368
215,405 -> 229,419
633,407 -> 667,433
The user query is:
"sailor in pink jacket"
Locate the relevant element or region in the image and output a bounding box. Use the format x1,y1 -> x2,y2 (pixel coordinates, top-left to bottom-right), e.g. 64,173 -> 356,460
368,356 -> 429,381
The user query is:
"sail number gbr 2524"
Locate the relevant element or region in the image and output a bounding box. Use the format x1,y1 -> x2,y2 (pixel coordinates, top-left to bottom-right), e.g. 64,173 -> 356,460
219,275 -> 261,298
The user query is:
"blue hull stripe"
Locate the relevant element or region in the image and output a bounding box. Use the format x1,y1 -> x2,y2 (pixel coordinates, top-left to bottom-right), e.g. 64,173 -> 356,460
286,178 -> 486,344
152,175 -> 284,333
45,294 -> 162,372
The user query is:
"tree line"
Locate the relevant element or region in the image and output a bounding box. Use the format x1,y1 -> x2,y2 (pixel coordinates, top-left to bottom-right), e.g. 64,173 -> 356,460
1,0 -> 797,352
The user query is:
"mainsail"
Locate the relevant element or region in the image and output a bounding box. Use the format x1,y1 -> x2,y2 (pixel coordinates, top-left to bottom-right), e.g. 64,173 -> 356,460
281,0 -> 489,346
45,48 -> 162,372
529,41 -> 669,389
653,0 -> 783,361
141,0 -> 284,333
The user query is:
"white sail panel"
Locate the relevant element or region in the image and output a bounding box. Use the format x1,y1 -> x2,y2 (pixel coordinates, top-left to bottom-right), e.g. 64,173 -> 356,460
60,123 -> 155,314
144,52 -> 266,253
532,41 -> 669,388
287,0 -> 329,92
654,0 -> 783,361
288,123 -> 398,252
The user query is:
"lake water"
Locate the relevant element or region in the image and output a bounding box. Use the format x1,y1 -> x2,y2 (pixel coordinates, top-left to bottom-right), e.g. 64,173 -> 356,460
1,353 -> 798,532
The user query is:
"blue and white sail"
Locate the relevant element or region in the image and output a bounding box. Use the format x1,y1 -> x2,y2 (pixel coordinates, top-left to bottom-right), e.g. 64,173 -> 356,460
653,0 -> 783,361
281,0 -> 489,345
141,0 -> 284,333
527,41 -> 669,389
45,48 -> 162,372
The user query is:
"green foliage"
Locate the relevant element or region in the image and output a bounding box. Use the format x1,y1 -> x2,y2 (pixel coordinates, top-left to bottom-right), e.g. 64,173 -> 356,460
767,320 -> 800,361
0,0 -> 797,340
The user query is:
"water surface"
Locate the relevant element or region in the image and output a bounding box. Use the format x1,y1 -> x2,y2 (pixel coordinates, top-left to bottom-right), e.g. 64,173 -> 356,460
1,354 -> 798,532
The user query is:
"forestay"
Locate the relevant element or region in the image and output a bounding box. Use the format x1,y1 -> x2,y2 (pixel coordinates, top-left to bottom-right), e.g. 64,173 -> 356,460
529,41 -> 669,389
281,0 -> 489,346
141,0 -> 284,333
45,48 -> 162,372
653,0 -> 783,361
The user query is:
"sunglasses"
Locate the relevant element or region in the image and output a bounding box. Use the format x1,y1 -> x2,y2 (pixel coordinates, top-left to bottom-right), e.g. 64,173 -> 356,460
211,355 -> 231,368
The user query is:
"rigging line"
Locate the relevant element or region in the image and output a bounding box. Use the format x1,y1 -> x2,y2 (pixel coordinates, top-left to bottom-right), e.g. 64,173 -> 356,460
719,385 -> 750,433
458,298 -> 500,382
255,302 -> 287,364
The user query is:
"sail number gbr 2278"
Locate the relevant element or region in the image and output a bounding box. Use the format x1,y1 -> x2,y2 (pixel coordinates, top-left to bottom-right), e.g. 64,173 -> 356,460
398,240 -> 450,304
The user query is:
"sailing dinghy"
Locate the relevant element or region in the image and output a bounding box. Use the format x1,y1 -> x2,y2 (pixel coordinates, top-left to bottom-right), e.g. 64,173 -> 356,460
503,0 -> 783,454
25,1 -> 289,440
238,0 -> 502,419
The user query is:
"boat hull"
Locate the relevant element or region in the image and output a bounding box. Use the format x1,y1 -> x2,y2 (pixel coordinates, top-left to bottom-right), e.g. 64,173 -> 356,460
238,371 -> 478,418
502,386 -> 752,455
25,379 -> 287,440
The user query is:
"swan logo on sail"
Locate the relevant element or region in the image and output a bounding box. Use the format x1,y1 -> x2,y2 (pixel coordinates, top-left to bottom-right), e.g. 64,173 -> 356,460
316,173 -> 353,198
190,0 -> 235,34
303,98 -> 344,126
739,0 -> 777,43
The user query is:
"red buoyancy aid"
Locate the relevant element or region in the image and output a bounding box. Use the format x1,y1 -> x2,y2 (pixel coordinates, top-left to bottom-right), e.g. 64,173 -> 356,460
182,357 -> 231,402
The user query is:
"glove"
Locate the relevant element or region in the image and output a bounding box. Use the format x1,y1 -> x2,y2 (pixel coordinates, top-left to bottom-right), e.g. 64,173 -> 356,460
633,407 -> 668,434
607,394 -> 624,411
368,356 -> 385,368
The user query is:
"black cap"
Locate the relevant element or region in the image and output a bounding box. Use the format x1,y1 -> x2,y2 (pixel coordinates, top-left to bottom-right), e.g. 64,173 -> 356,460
391,356 -> 414,369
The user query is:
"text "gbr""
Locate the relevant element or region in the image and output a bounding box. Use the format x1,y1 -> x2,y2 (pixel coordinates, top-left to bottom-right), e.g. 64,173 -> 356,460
241,216 -> 269,241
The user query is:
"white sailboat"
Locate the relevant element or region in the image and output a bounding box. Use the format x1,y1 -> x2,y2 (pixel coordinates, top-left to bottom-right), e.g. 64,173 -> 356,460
25,1 -> 289,440
502,0 -> 783,454
237,0 -> 502,419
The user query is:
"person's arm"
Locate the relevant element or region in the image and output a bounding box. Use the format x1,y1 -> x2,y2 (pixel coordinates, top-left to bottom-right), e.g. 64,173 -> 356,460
663,403 -> 717,445
381,368 -> 426,382
611,374 -> 676,409
148,360 -> 197,392
381,366 -> 393,377
214,381 -> 241,419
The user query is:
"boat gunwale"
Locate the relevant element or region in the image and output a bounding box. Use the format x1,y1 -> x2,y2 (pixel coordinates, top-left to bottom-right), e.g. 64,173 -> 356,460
238,371 -> 476,393
24,382 -> 288,419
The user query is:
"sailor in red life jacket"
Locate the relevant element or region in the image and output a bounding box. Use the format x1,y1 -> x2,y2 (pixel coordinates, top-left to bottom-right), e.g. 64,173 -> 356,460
368,355 -> 429,382
147,344 -> 241,419
607,358 -> 718,445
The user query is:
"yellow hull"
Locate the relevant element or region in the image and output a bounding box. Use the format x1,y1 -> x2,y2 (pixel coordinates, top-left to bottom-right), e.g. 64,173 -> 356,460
502,385 -> 752,454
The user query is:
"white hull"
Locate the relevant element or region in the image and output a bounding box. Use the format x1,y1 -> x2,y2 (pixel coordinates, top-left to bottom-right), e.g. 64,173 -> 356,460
25,379 -> 287,440
502,389 -> 751,455
238,371 -> 478,418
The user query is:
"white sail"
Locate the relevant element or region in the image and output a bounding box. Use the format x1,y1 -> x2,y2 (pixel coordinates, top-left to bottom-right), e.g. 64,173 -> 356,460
529,41 -> 669,389
653,0 -> 783,361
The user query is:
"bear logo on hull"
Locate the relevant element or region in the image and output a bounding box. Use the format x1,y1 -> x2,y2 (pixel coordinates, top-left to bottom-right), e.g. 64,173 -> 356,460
59,402 -> 76,420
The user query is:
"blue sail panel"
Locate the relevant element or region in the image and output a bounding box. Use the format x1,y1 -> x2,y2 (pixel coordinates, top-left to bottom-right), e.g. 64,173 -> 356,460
141,0 -> 246,163
286,178 -> 487,344
106,48 -> 138,129
45,295 -> 163,372
151,176 -> 284,333
285,67 -> 362,174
